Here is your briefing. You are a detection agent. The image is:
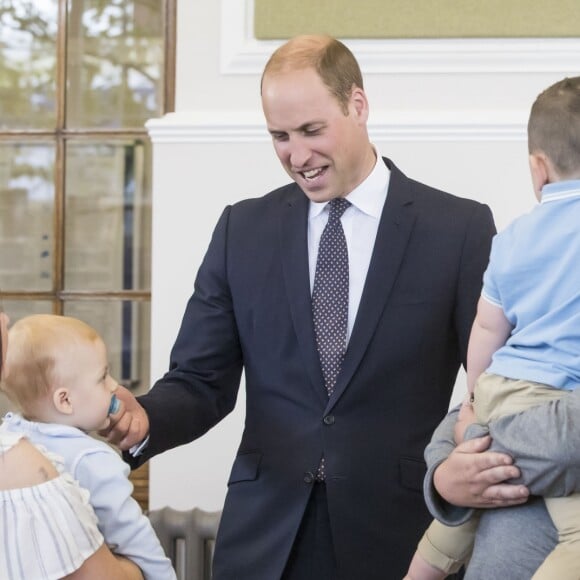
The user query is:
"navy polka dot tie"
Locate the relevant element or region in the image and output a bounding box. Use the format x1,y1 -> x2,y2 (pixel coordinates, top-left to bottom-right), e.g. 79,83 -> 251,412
312,197 -> 350,397
312,198 -> 350,481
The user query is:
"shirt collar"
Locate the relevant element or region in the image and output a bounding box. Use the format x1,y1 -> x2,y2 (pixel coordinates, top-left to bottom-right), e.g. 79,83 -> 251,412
309,145 -> 390,219
541,179 -> 580,203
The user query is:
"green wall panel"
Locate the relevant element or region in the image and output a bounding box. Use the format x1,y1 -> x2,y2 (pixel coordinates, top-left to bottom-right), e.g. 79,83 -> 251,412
254,0 -> 580,39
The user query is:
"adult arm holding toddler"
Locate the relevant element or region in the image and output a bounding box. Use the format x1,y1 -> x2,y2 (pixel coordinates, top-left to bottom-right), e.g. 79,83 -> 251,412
411,76 -> 580,579
404,296 -> 520,579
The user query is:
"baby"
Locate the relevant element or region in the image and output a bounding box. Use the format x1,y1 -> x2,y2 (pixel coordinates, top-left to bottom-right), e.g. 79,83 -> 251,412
0,314 -> 176,580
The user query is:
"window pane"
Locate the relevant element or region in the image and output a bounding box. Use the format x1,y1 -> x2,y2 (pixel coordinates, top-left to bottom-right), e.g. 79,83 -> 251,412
0,142 -> 55,291
0,299 -> 53,320
0,0 -> 58,129
64,139 -> 151,291
67,0 -> 165,128
64,300 -> 151,397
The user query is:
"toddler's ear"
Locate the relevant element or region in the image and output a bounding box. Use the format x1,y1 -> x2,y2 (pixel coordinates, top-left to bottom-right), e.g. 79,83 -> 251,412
53,387 -> 74,415
529,152 -> 550,199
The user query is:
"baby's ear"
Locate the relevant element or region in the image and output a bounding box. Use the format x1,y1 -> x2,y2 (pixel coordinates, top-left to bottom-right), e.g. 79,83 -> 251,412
53,387 -> 74,415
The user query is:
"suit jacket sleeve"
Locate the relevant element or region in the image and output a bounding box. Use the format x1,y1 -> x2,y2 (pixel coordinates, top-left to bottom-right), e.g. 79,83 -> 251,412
128,206 -> 243,466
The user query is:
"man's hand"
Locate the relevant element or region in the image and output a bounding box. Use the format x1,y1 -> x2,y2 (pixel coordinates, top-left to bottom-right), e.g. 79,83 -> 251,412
434,435 -> 529,508
99,385 -> 150,451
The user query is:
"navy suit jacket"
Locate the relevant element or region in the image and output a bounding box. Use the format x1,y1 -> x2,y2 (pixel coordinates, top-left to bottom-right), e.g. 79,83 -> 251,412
132,158 -> 495,579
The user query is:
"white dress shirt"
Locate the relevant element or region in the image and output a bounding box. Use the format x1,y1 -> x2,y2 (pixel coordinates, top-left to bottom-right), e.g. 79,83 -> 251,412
308,149 -> 390,342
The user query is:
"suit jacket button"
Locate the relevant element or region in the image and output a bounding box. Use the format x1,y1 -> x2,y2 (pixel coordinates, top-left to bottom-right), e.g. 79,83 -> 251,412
304,472 -> 315,484
323,415 -> 335,425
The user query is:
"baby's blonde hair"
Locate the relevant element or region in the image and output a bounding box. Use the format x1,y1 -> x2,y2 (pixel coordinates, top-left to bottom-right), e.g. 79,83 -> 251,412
0,314 -> 100,413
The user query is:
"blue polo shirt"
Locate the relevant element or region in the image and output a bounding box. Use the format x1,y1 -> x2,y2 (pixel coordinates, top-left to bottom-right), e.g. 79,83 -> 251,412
483,180 -> 580,390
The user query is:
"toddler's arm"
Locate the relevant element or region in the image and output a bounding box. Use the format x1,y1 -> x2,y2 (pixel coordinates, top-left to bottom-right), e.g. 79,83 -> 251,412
466,297 -> 513,396
73,442 -> 176,580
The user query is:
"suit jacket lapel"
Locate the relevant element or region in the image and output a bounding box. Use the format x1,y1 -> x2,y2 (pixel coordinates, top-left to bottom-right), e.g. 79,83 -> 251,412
327,161 -> 417,410
279,186 -> 328,406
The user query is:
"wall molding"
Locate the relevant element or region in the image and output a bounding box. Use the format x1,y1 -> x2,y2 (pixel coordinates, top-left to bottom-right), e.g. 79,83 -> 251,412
221,0 -> 580,75
147,111 -> 526,144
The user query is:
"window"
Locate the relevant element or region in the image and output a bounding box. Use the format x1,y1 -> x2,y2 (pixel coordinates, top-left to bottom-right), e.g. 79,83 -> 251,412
0,0 -> 176,507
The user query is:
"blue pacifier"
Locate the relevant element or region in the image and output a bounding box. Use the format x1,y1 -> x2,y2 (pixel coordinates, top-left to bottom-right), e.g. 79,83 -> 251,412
108,394 -> 120,415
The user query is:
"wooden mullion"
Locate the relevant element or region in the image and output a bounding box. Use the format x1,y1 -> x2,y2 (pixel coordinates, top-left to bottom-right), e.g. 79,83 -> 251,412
53,136 -> 65,316
52,0 -> 69,314
164,0 -> 177,114
58,290 -> 152,301
0,290 -> 150,302
56,0 -> 68,130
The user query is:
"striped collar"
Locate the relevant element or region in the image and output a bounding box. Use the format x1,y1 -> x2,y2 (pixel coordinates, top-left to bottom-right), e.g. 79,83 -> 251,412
541,180 -> 580,204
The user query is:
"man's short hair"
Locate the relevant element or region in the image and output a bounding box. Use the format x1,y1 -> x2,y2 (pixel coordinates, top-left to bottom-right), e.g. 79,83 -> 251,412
261,35 -> 363,114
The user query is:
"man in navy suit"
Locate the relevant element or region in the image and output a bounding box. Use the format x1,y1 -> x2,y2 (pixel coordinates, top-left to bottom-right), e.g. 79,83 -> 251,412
104,35 -> 501,579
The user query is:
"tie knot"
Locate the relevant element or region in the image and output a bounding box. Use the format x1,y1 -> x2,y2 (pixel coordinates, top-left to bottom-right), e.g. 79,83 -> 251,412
328,198 -> 351,221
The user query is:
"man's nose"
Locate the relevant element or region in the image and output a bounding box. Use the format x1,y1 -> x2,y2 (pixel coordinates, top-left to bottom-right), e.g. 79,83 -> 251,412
289,138 -> 312,168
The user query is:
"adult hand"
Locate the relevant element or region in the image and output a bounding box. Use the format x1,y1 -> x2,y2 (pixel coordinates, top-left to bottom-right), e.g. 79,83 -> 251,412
433,435 -> 529,508
99,385 -> 150,451
64,544 -> 144,580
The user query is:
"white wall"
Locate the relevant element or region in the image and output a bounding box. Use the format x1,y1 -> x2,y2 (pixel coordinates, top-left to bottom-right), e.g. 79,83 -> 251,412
147,0 -> 580,511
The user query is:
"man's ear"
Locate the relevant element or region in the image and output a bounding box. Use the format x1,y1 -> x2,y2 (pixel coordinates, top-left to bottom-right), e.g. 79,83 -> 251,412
53,387 -> 74,415
350,86 -> 369,123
